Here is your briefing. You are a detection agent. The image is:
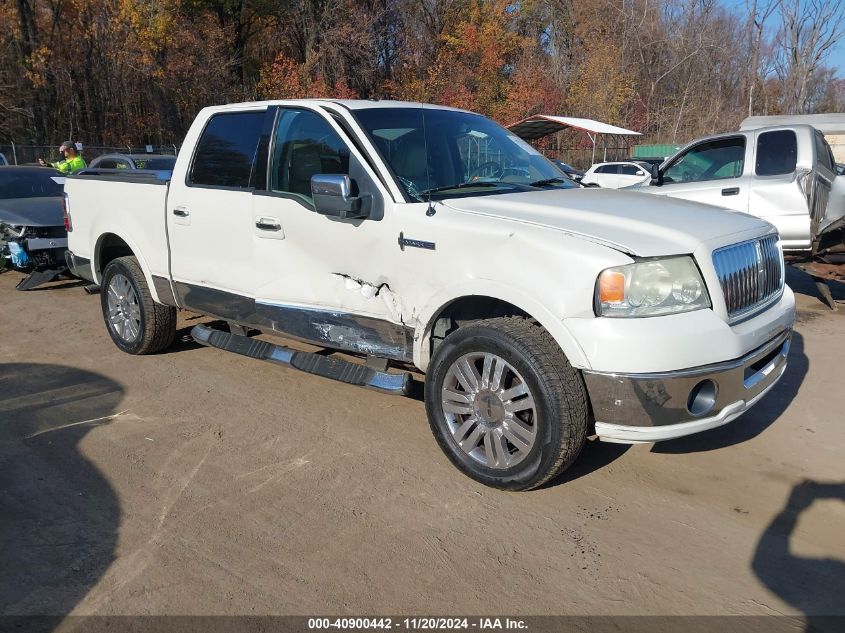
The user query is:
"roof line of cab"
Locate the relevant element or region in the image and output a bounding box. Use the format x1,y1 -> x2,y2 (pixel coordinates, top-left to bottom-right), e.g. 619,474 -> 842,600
198,99 -> 475,115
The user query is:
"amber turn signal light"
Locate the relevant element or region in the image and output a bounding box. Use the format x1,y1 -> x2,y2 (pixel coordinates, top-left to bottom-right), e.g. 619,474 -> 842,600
598,270 -> 626,303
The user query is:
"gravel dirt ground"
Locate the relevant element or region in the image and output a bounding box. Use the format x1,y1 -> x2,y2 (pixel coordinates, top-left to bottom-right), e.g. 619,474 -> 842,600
1,268 -> 843,623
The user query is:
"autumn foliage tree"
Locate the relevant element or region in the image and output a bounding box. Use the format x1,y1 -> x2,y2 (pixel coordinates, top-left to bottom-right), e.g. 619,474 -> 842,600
2,0 -> 845,152
257,52 -> 357,99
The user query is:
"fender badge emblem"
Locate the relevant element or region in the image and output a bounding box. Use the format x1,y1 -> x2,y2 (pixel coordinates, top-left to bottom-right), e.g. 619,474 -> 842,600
398,232 -> 436,251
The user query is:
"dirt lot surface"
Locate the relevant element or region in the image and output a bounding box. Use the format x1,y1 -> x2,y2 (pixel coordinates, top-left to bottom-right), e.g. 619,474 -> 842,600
1,268 -> 844,622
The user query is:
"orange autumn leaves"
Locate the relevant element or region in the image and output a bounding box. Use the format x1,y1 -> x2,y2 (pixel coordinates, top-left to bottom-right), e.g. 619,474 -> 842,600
257,0 -> 560,123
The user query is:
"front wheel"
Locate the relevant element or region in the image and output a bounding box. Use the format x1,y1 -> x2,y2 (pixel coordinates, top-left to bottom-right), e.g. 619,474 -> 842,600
100,256 -> 176,354
425,317 -> 588,490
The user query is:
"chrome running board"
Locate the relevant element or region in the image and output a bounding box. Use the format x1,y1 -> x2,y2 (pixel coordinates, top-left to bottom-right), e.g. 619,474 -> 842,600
191,324 -> 411,395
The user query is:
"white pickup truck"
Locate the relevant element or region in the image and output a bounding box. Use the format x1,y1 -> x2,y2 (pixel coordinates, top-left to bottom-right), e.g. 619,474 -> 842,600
64,100 -> 795,490
628,125 -> 845,289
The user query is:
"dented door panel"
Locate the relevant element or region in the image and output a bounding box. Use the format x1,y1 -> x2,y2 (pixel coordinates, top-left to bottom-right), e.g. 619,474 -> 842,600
748,176 -> 811,251
250,192 -> 406,324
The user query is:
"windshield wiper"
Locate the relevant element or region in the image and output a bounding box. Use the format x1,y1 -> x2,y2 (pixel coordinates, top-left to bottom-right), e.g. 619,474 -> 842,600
528,177 -> 570,187
418,181 -> 505,196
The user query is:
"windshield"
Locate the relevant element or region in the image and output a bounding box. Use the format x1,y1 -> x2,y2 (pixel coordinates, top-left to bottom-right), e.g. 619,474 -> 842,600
0,170 -> 64,199
353,107 -> 576,201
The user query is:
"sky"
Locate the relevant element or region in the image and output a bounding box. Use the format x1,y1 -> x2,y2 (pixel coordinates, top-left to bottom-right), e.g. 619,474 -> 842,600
717,0 -> 845,80
830,43 -> 845,79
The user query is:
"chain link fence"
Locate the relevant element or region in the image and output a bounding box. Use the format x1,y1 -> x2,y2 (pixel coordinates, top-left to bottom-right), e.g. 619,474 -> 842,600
1,140 -> 643,173
0,143 -> 180,166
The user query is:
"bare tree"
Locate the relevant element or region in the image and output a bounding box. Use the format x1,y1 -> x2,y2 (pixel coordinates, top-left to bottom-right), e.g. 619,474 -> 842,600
745,0 -> 780,116
775,0 -> 845,113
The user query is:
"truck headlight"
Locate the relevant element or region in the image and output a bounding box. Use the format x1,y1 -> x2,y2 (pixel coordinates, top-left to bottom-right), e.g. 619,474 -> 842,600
595,256 -> 711,317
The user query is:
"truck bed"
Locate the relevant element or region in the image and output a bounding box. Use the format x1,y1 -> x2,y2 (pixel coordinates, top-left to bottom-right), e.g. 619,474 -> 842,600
64,172 -> 173,300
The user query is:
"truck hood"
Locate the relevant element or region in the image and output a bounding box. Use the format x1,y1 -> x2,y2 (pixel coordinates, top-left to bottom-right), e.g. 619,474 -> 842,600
441,188 -> 771,256
0,196 -> 64,227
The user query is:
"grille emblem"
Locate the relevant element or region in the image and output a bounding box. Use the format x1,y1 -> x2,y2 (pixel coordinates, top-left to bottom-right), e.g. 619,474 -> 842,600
755,240 -> 766,301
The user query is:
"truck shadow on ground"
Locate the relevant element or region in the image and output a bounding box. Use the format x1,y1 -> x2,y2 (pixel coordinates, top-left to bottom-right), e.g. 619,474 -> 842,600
541,439 -> 631,488
0,363 -> 123,621
158,320 -> 229,355
24,279 -> 88,292
651,330 -> 808,454
752,480 -> 845,631
0,271 -> 87,292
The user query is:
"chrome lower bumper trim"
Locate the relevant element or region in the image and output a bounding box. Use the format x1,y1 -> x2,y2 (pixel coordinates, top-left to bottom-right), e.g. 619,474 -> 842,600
594,364 -> 786,443
583,329 -> 791,439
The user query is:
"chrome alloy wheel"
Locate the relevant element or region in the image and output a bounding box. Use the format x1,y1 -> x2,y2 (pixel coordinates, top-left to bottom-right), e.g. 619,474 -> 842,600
106,273 -> 141,343
441,352 -> 538,469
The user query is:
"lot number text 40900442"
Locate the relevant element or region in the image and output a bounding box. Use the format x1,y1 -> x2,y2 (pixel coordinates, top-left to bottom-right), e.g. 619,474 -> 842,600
307,618 -> 528,630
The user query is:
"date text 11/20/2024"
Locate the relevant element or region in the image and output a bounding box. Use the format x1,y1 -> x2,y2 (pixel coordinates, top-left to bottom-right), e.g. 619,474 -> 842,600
308,618 -> 528,630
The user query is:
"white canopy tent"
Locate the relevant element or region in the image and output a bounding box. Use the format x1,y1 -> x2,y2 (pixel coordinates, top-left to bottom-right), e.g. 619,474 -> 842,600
507,115 -> 642,165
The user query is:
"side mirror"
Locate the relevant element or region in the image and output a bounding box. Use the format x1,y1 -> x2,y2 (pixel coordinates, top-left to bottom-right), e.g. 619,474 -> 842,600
649,164 -> 663,186
311,174 -> 369,219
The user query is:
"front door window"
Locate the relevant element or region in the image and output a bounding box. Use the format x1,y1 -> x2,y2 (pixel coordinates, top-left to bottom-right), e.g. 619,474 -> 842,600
664,137 -> 745,183
270,109 -> 350,205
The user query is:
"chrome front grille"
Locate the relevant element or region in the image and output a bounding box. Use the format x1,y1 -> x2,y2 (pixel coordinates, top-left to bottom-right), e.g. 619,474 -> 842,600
712,235 -> 784,320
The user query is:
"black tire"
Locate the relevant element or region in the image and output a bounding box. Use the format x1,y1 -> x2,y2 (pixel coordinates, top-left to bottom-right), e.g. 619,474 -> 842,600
425,317 -> 588,490
100,256 -> 176,355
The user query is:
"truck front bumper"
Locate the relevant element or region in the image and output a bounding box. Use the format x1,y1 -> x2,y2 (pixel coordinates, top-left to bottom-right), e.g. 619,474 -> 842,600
582,328 -> 791,444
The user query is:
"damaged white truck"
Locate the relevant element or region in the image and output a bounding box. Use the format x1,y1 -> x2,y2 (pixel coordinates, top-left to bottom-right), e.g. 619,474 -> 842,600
64,100 -> 795,490
626,125 -> 845,306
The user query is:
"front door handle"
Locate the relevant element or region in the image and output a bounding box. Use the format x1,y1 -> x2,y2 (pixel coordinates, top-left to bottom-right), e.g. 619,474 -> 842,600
721,187 -> 739,196
255,219 -> 282,231
172,206 -> 190,217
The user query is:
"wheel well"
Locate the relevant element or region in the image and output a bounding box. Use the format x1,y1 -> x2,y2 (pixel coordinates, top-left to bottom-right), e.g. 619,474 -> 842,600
96,233 -> 134,278
428,296 -> 530,355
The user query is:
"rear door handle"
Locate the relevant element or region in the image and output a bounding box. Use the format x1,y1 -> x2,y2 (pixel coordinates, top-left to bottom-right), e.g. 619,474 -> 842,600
255,219 -> 281,231
721,187 -> 739,196
172,207 -> 190,217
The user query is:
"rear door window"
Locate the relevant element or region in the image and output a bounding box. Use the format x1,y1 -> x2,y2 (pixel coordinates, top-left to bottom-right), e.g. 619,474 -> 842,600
189,111 -> 266,188
664,137 -> 745,183
595,165 -> 618,174
756,130 -> 797,176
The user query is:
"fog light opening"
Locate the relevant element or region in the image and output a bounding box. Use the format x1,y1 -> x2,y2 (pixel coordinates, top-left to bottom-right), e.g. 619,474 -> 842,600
687,379 -> 718,417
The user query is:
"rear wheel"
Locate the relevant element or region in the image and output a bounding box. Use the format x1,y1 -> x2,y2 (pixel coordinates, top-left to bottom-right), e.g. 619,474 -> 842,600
100,256 -> 176,354
425,317 -> 588,490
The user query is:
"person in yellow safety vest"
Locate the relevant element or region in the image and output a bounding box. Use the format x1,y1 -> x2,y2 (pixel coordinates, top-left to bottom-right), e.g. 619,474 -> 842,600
38,141 -> 87,173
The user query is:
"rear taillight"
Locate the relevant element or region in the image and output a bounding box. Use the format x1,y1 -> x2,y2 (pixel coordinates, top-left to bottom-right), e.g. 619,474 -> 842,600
62,193 -> 72,232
